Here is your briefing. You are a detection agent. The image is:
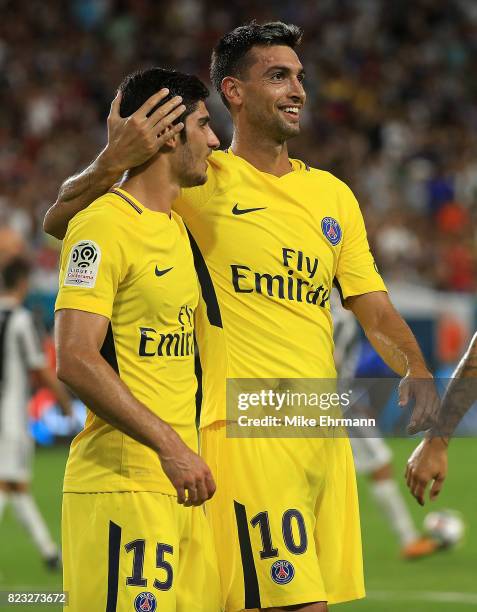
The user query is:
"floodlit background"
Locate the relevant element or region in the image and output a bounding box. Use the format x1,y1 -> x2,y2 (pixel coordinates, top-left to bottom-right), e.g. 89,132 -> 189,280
0,0 -> 476,610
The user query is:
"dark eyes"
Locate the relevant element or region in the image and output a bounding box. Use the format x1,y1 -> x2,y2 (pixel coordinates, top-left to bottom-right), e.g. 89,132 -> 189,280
270,72 -> 305,82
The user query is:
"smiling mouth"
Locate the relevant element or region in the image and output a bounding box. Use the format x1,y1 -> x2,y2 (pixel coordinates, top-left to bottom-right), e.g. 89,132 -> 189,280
280,106 -> 300,121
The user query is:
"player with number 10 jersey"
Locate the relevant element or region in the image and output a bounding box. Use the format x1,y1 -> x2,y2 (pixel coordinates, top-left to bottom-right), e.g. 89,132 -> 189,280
176,141 -> 386,608
172,22 -> 388,612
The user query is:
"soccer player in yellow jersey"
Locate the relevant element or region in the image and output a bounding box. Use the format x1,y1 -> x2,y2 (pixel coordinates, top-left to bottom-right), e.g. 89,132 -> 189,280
54,68 -> 221,611
45,22 -> 439,612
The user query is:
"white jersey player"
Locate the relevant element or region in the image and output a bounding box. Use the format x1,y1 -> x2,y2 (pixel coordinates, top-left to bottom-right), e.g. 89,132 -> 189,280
332,296 -> 439,559
0,257 -> 72,569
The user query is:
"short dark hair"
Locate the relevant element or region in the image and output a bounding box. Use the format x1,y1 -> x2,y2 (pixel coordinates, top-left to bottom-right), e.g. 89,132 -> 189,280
119,68 -> 209,141
2,257 -> 31,290
210,21 -> 303,107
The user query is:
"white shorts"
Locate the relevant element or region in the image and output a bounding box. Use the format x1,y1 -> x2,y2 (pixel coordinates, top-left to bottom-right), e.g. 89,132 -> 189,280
0,436 -> 34,482
349,427 -> 392,474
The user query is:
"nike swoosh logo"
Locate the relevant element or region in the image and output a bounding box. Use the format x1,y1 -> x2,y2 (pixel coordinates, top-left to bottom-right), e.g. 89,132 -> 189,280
232,204 -> 267,215
155,266 -> 173,277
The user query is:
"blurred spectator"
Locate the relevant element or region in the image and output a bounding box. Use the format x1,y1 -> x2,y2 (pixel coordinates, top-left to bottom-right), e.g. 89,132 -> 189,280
0,227 -> 26,267
0,0 -> 476,295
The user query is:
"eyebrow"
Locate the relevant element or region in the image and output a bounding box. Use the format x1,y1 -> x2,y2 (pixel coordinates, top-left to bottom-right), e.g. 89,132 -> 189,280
263,65 -> 305,77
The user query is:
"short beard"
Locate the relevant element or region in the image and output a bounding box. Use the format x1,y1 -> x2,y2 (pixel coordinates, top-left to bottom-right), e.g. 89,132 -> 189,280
248,106 -> 300,144
180,171 -> 208,188
276,115 -> 300,140
177,144 -> 208,188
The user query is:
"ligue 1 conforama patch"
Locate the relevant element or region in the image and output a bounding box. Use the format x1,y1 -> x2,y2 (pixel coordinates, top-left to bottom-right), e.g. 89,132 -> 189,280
270,559 -> 295,585
64,240 -> 101,288
134,592 -> 157,612
321,217 -> 342,246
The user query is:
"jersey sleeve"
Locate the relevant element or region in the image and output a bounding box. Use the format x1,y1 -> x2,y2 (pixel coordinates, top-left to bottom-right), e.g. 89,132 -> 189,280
55,205 -> 129,319
15,310 -> 46,370
334,182 -> 387,301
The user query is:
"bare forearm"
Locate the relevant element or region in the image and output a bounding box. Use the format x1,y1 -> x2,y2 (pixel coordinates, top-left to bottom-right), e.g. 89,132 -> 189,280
432,333 -> 477,437
58,351 -> 177,454
356,301 -> 429,377
452,333 -> 477,380
368,319 -> 428,376
349,293 -> 437,433
43,147 -> 125,239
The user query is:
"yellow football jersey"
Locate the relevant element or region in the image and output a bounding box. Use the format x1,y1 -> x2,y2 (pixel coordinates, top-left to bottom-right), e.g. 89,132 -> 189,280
55,188 -> 199,495
175,149 -> 386,428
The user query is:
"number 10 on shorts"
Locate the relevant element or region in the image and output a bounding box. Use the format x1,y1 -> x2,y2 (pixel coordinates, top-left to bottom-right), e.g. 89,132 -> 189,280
251,509 -> 308,559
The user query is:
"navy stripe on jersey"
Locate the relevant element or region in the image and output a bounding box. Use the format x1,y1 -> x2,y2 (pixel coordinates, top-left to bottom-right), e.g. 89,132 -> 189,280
106,521 -> 122,612
186,229 -> 223,328
234,501 -> 261,609
195,350 -> 203,424
333,277 -> 345,306
109,189 -> 143,214
101,323 -> 119,374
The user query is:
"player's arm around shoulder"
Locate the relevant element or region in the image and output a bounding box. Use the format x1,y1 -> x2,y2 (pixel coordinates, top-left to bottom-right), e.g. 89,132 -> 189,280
43,89 -> 185,240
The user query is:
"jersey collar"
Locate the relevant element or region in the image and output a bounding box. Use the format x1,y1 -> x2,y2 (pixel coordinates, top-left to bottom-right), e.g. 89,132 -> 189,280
224,148 -> 309,176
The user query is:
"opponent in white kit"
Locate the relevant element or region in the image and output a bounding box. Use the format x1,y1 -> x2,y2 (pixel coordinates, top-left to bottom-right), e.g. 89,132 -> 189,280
332,298 -> 439,559
0,257 -> 72,569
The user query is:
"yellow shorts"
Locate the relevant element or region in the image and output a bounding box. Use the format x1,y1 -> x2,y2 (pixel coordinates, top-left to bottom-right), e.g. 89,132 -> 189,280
201,423 -> 365,611
62,491 -> 221,611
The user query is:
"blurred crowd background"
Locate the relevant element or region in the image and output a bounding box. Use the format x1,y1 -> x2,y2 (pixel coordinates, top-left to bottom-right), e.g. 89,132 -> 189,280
0,0 -> 476,349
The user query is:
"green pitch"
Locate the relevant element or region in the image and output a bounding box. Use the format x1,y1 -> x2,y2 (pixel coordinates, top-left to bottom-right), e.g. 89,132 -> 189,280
342,438 -> 477,612
0,440 -> 475,611
0,445 -> 65,611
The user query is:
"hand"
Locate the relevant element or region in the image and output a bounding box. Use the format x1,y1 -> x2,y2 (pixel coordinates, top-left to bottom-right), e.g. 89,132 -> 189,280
405,437 -> 448,505
159,432 -> 216,506
399,372 -> 440,434
104,89 -> 186,172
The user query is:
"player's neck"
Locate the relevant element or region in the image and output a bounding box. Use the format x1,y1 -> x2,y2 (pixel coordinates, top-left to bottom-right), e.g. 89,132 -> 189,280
230,129 -> 292,177
120,163 -> 179,215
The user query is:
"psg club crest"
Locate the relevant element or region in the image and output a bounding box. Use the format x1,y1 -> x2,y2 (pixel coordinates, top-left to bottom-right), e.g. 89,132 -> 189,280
271,559 -> 295,585
134,592 -> 157,612
321,217 -> 342,246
